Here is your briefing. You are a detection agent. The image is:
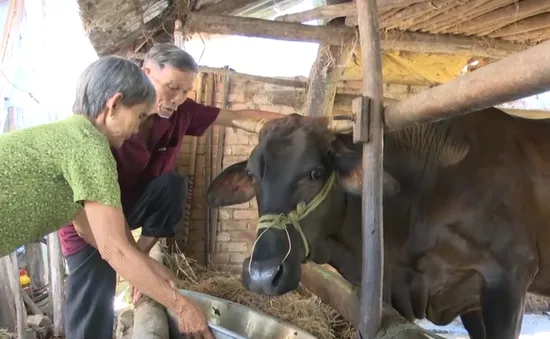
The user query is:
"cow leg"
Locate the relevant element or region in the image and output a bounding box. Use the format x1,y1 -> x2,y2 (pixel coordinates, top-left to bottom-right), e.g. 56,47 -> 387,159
479,276 -> 526,339
460,310 -> 485,339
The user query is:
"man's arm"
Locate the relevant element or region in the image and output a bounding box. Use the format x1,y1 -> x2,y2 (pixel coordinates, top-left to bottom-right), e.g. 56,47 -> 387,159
213,109 -> 285,132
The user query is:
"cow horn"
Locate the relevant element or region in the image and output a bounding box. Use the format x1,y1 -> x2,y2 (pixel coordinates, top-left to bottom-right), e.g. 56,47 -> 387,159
231,118 -> 268,134
328,119 -> 354,134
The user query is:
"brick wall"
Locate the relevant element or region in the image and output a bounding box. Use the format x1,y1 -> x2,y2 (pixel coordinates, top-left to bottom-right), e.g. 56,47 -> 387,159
174,70 -> 428,271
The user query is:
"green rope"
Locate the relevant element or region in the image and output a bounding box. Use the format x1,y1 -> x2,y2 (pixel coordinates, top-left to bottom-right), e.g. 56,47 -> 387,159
257,172 -> 337,259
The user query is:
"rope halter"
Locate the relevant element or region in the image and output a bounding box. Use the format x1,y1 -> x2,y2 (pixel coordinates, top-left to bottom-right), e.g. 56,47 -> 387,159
248,172 -> 337,272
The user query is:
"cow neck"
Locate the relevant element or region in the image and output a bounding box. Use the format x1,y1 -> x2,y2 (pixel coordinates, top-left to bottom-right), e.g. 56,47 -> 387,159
253,172 -> 337,263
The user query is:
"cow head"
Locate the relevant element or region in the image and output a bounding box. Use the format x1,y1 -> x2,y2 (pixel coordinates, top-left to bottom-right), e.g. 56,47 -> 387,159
205,114 -> 400,296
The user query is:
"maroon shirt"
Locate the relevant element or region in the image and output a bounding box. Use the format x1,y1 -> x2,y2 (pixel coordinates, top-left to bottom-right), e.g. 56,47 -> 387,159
58,99 -> 220,257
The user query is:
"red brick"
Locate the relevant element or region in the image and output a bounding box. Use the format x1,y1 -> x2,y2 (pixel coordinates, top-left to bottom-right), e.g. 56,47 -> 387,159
218,209 -> 233,220
225,129 -> 250,145
231,202 -> 250,209
211,253 -> 230,265
229,253 -> 249,264
231,230 -> 256,242
222,155 -> 249,168
234,209 -> 258,220
216,232 -> 231,242
220,220 -> 248,230
231,145 -> 253,155
249,134 -> 259,145
220,242 -> 248,252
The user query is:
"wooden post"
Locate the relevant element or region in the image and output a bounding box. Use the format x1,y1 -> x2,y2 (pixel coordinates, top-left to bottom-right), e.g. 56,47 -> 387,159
203,73 -> 215,267
354,0 -> 384,337
132,243 -> 169,339
25,242 -> 46,294
0,255 -> 17,330
7,252 -> 27,339
209,66 -> 230,254
303,18 -> 354,117
384,39 -> 550,131
47,232 -> 65,337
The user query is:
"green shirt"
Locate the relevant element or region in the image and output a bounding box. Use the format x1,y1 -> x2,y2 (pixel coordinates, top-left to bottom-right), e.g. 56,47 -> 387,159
0,115 -> 122,257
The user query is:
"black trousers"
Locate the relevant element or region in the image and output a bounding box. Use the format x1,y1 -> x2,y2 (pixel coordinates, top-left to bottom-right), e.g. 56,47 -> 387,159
64,172 -> 187,339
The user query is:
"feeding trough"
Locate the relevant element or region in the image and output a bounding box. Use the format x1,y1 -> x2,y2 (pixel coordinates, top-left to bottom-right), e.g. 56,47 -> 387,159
167,289 -> 318,339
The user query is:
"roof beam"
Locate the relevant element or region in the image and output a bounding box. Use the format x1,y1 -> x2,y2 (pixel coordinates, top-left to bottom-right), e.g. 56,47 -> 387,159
184,13 -> 526,58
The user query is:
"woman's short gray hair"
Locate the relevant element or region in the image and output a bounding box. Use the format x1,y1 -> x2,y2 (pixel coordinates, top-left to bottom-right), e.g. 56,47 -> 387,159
72,56 -> 156,118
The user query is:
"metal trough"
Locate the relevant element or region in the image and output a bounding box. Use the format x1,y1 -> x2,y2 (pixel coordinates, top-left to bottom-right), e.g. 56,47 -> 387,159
167,289 -> 318,339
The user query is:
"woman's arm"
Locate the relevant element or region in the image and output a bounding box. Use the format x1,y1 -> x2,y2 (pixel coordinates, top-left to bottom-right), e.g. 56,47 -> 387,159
73,209 -> 140,251
81,201 -> 211,336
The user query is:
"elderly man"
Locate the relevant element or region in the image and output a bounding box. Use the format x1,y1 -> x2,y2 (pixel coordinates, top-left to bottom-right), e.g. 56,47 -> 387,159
58,43 -> 285,339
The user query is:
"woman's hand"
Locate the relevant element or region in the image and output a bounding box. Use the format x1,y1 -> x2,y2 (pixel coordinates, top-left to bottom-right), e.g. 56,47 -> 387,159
175,299 -> 213,339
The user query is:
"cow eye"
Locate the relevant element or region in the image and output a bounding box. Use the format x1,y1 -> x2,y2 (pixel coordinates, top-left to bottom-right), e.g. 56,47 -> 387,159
309,169 -> 324,180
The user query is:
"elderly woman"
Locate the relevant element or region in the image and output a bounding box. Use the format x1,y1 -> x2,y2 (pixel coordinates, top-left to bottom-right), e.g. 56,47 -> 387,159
0,56 -> 213,339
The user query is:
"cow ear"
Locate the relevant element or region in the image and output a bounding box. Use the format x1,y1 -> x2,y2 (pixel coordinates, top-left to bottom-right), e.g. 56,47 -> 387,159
330,136 -> 400,196
206,160 -> 256,208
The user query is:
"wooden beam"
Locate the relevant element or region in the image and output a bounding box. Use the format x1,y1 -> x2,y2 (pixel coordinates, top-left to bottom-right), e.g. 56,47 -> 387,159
379,30 -> 524,59
300,263 -> 438,339
384,39 -> 550,131
184,13 -> 358,45
275,2 -> 356,23
182,13 -> 525,58
304,20 -> 354,117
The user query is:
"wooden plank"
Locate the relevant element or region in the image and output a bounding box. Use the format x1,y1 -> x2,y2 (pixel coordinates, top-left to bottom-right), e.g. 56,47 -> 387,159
47,232 -> 64,337
132,243 -> 169,339
354,0 -> 385,337
384,39 -> 550,131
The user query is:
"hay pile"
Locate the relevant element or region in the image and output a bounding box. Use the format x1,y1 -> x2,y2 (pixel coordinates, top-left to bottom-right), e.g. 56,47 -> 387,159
163,244 -> 355,339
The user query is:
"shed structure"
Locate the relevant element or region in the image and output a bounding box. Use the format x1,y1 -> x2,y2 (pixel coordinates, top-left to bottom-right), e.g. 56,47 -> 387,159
75,0 -> 550,337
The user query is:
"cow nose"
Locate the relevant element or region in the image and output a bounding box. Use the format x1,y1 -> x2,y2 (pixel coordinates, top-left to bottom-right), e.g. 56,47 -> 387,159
242,257 -> 287,296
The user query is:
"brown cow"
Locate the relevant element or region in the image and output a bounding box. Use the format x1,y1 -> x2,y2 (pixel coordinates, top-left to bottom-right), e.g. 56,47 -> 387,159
206,108 -> 550,339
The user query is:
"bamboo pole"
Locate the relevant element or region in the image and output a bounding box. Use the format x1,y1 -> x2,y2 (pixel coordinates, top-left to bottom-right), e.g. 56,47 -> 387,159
384,39 -> 550,131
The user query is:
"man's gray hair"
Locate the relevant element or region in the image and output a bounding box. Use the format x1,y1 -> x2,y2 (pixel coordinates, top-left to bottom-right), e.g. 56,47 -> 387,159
72,56 -> 156,118
144,43 -> 199,73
